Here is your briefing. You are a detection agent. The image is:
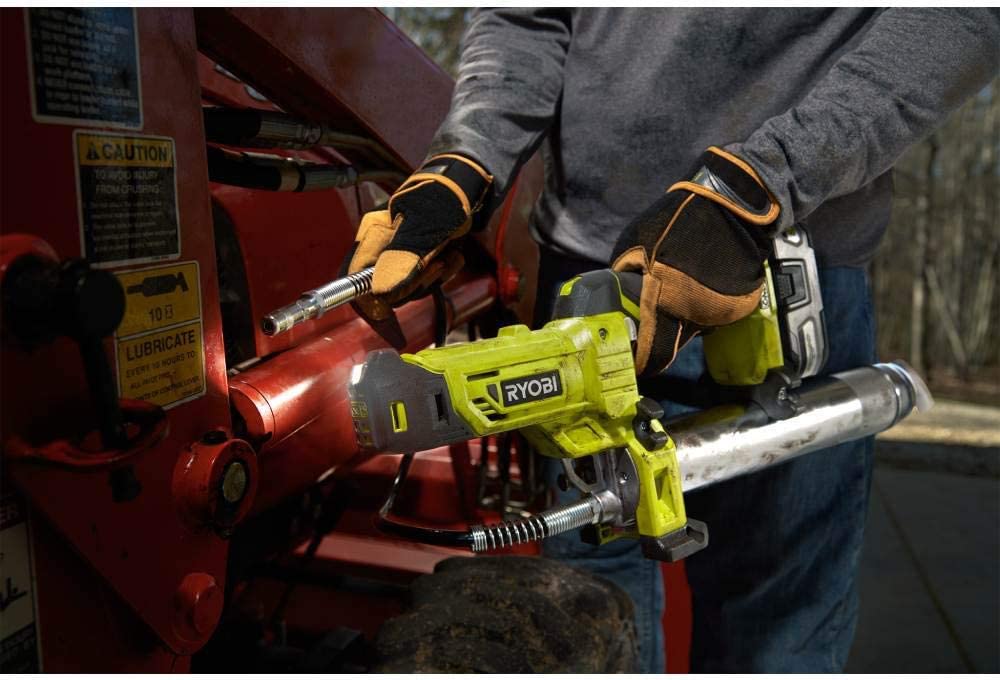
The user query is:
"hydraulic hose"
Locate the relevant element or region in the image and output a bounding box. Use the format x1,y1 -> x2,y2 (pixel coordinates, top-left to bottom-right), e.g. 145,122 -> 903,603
202,107 -> 404,176
375,453 -> 475,549
375,453 -> 610,552
206,145 -> 362,192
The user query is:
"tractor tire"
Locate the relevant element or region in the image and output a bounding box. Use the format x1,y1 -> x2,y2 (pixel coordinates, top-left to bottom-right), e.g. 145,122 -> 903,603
374,555 -> 638,673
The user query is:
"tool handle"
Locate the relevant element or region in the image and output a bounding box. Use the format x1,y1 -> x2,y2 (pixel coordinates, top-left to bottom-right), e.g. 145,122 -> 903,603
261,266 -> 374,335
551,269 -> 642,322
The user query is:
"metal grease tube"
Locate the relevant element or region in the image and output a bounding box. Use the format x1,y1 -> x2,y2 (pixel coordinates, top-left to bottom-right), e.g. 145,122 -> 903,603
667,361 -> 933,492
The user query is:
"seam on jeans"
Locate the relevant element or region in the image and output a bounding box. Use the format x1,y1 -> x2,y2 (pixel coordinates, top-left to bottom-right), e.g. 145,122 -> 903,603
822,436 -> 871,670
646,560 -> 652,669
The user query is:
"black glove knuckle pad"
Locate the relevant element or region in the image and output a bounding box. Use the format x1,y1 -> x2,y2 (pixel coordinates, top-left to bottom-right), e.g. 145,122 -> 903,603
610,192 -> 687,264
610,147 -> 780,377
388,182 -> 467,256
654,197 -> 767,295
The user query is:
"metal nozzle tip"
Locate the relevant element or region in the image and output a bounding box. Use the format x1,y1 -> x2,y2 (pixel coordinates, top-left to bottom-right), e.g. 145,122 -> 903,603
261,315 -> 280,336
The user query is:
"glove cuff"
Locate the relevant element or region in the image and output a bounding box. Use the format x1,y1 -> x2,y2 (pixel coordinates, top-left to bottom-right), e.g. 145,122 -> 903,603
670,146 -> 779,230
395,153 -> 494,216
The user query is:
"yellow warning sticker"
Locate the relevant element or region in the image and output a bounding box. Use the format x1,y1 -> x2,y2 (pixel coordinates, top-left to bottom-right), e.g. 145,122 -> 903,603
114,261 -> 205,409
74,130 -> 179,268
77,133 -> 172,167
116,322 -> 204,408
116,262 -> 200,337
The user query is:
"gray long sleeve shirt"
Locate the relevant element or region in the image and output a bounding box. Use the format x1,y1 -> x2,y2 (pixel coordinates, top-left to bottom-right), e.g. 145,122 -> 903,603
428,8 -> 1000,268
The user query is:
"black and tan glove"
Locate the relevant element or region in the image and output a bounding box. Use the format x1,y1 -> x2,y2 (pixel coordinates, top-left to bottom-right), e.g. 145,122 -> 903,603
344,153 -> 493,341
611,146 -> 780,377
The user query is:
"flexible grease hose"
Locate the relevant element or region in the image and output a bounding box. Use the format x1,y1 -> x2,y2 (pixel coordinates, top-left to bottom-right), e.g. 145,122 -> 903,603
261,267 -> 374,335
467,495 -> 606,552
375,453 -> 606,552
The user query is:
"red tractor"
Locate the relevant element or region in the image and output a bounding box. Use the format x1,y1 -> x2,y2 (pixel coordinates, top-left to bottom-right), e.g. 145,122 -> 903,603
1,8 -> 693,672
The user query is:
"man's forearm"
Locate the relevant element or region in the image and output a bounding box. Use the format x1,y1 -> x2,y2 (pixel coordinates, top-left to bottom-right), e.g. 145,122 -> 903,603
729,8 -> 1000,230
427,8 -> 571,211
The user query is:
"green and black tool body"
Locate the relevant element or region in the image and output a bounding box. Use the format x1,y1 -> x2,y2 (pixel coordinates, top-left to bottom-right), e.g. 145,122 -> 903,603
260,225 -> 939,562
245,219 -> 945,564
347,229 -> 828,560
350,268 -> 704,560
704,226 -> 828,417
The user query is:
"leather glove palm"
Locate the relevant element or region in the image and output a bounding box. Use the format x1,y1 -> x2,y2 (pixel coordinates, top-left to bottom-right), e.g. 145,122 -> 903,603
612,146 -> 780,377
345,153 -> 493,340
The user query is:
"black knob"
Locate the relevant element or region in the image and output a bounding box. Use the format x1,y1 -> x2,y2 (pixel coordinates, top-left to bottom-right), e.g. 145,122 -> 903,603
2,256 -> 125,347
56,259 -> 126,341
2,255 -> 127,449
635,397 -> 665,421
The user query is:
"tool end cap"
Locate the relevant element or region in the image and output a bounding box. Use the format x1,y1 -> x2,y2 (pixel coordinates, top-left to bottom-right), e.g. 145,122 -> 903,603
883,360 -> 935,413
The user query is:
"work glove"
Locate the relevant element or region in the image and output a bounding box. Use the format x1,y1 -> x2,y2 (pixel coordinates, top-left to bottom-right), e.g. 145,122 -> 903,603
611,146 -> 780,377
344,153 -> 493,344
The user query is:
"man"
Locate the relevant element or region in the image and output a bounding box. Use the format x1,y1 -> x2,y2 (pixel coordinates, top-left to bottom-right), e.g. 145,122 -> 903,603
347,8 -> 1000,672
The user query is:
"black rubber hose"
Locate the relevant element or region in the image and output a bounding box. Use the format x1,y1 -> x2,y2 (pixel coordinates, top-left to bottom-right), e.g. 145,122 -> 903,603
203,108 -> 268,147
375,453 -> 476,549
205,146 -> 359,192
206,146 -> 284,190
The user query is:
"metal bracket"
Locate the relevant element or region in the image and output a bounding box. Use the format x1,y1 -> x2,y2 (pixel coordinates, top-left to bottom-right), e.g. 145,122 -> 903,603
749,370 -> 802,421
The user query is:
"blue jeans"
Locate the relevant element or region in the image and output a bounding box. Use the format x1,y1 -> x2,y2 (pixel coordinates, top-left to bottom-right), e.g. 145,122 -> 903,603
535,249 -> 876,673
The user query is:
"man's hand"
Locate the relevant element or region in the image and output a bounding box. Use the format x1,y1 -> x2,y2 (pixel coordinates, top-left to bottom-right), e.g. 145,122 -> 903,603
611,146 -> 780,377
345,153 -> 493,325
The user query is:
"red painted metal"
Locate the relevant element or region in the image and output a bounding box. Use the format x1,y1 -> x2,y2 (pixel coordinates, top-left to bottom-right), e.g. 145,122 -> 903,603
193,8 -> 454,170
299,532 -> 466,575
198,49 -> 388,360
474,155 -> 544,325
233,274 -> 496,512
0,234 -> 60,278
1,8 -> 233,667
1,5 -> 634,673
173,572 -> 225,643
211,184 -> 375,359
28,512 -> 192,673
172,432 -> 259,532
5,399 -> 167,468
662,562 -> 693,673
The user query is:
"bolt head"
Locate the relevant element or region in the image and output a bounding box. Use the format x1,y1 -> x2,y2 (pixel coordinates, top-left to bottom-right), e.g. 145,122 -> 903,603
174,572 -> 222,639
221,460 -> 248,504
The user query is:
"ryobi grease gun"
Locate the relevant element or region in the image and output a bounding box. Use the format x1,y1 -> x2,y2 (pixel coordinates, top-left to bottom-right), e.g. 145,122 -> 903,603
263,228 -> 932,561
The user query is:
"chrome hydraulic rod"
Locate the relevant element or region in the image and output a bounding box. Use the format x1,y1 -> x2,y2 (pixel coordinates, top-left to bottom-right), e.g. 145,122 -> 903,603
261,266 -> 374,336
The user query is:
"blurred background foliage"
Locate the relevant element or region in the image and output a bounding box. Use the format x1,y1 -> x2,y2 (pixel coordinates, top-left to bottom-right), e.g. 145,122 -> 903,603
382,8 -> 471,76
385,8 -> 999,404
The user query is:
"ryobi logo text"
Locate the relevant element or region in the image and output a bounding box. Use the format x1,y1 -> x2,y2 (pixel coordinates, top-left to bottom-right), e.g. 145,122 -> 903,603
499,370 -> 563,407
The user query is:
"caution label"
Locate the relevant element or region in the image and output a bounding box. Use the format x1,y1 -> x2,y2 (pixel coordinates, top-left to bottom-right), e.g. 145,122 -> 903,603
114,262 -> 205,409
27,8 -> 142,129
0,490 -> 41,672
75,131 -> 179,268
